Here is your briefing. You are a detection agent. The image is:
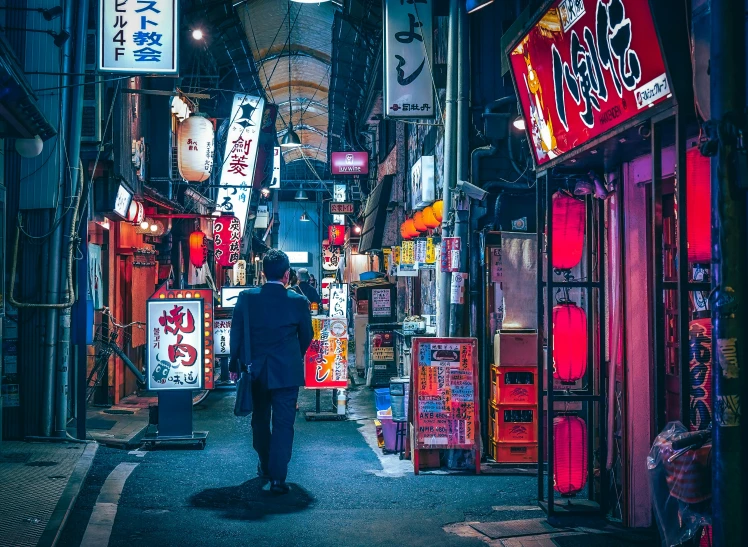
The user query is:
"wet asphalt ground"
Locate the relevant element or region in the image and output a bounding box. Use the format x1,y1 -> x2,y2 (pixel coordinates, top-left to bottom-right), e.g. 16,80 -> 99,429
57,386 -> 538,547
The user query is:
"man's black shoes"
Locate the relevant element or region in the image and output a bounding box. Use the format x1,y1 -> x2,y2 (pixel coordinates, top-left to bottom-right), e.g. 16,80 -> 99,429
269,480 -> 290,495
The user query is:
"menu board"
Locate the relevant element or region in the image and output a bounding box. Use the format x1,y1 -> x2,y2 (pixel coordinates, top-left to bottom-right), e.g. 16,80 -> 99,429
305,317 -> 349,389
411,337 -> 480,461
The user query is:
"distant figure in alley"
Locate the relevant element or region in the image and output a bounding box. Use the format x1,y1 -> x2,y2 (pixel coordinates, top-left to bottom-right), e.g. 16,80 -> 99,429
230,250 -> 313,494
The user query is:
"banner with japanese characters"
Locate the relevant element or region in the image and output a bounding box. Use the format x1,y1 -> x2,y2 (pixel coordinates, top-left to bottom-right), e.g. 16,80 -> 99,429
147,299 -> 204,390
329,284 -> 349,319
213,215 -> 241,267
305,317 -> 349,389
384,0 -> 434,118
509,0 -> 670,166
213,319 -> 231,356
216,94 -> 265,233
99,0 -> 178,74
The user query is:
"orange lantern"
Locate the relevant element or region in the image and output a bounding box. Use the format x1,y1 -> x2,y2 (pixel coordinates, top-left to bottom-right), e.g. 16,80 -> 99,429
413,211 -> 428,232
432,200 -> 444,222
422,206 -> 440,228
189,231 -> 207,267
402,219 -> 418,239
400,222 -> 413,240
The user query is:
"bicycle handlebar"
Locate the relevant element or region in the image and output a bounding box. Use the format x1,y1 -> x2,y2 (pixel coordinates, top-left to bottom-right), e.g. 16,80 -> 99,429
101,307 -> 145,330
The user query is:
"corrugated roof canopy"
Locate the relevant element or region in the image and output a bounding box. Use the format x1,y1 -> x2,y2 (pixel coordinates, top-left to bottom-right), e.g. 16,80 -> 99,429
237,0 -> 335,164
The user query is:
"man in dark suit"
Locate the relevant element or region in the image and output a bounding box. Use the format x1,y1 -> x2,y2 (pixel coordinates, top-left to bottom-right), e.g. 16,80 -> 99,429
229,250 -> 313,494
296,268 -> 321,307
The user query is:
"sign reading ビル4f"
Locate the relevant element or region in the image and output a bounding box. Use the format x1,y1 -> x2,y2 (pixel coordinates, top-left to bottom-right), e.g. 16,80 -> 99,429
509,0 -> 670,166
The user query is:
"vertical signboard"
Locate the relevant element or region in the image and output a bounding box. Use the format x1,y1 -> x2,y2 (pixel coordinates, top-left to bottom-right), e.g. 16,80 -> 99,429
216,94 -> 265,232
508,0 -> 670,166
411,156 -> 435,209
269,146 -> 281,189
329,284 -> 349,319
410,337 -> 481,474
99,0 -> 178,73
305,317 -> 349,389
213,215 -> 242,267
384,0 -> 434,118
147,299 -> 204,390
214,319 -> 232,356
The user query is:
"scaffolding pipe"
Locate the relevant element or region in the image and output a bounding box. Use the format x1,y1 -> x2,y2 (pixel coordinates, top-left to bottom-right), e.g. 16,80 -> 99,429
437,0 -> 459,336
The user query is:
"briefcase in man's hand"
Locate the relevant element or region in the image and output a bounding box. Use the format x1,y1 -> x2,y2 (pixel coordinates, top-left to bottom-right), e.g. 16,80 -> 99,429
234,371 -> 253,416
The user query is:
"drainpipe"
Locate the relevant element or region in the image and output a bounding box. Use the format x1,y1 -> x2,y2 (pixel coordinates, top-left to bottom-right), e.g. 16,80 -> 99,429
437,0 -> 459,336
449,0 -> 470,337
709,0 -> 746,543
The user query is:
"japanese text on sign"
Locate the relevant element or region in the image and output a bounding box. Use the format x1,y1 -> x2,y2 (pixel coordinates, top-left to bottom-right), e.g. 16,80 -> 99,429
384,0 -> 434,118
214,319 -> 231,356
509,0 -> 670,166
216,94 -> 265,233
371,288 -> 392,318
213,215 -> 242,267
147,299 -> 203,390
99,0 -> 178,73
305,318 -> 349,389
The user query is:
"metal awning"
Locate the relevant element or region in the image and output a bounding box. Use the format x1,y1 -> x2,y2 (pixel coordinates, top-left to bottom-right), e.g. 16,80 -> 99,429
0,34 -> 56,140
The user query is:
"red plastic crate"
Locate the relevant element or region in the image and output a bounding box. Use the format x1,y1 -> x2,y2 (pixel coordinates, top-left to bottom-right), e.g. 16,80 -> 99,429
495,405 -> 537,443
490,439 -> 538,463
496,366 -> 537,406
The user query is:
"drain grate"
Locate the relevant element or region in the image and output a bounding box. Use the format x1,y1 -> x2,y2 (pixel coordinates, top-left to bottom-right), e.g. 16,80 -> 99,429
470,518 -> 572,539
0,453 -> 32,464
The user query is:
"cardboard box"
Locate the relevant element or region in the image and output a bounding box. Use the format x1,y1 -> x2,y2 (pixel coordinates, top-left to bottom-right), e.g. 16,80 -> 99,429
494,330 -> 537,367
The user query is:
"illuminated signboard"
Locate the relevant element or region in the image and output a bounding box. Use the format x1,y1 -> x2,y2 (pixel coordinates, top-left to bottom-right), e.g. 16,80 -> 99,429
508,0 -> 670,166
331,152 -> 369,175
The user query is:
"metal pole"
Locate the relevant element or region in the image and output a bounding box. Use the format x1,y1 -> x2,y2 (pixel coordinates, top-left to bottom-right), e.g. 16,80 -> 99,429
437,0 -> 459,337
710,0 -> 746,543
449,0 -> 469,338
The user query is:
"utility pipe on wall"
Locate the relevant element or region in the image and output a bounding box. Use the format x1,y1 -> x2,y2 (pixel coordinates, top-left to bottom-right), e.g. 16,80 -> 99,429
437,0 -> 459,337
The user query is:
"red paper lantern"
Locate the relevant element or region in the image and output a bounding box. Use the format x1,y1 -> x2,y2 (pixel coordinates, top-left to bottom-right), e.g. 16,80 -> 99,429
413,211 -> 428,232
554,415 -> 588,496
422,206 -> 440,229
328,224 -> 345,246
552,302 -> 587,384
551,192 -> 585,270
402,219 -> 419,239
686,148 -> 711,264
213,215 -> 241,267
189,231 -> 207,267
400,222 -> 413,240
432,200 -> 444,222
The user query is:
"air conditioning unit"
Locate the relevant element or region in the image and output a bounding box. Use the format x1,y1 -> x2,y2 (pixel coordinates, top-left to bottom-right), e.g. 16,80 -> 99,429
81,31 -> 101,143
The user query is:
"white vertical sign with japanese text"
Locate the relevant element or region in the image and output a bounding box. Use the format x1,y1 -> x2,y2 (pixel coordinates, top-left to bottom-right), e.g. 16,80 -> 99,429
216,94 -> 265,233
329,284 -> 349,319
213,319 -> 231,356
99,0 -> 178,73
384,0 -> 433,118
147,299 -> 204,390
269,146 -> 281,189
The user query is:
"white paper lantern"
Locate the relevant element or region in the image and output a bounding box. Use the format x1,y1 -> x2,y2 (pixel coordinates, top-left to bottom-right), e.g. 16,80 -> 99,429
15,135 -> 43,158
177,114 -> 214,183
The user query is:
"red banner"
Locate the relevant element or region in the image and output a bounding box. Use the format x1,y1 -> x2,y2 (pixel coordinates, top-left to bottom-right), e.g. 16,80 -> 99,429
509,0 -> 669,166
213,215 -> 241,267
328,224 -> 346,246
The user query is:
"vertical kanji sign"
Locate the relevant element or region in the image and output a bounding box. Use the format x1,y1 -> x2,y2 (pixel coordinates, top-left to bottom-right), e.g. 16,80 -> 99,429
147,299 -> 204,390
213,215 -> 242,267
216,94 -> 265,233
384,0 -> 434,118
508,0 -> 670,166
305,318 -> 349,389
99,0 -> 178,73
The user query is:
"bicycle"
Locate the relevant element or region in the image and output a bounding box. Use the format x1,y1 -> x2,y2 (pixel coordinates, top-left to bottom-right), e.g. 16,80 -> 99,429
87,307 -> 145,403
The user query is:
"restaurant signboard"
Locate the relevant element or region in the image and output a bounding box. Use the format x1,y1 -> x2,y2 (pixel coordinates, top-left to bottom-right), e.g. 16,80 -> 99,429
508,0 -> 670,166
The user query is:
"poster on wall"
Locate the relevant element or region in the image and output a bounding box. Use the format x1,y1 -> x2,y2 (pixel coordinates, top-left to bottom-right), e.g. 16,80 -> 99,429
508,0 -> 671,166
99,0 -> 178,74
305,317 -> 349,389
371,288 -> 392,318
384,0 -> 434,118
441,237 -> 461,272
410,337 -> 481,472
371,330 -> 395,364
147,299 -> 204,390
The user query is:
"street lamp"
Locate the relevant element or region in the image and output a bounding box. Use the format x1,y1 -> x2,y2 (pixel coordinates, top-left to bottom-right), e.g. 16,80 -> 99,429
192,29 -> 204,40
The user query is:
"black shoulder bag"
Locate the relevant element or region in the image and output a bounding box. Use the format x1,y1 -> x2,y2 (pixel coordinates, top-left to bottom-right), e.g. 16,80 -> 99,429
233,309 -> 253,417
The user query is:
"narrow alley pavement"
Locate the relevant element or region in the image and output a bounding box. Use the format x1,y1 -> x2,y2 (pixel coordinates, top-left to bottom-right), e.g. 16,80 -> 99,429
52,387 -> 656,547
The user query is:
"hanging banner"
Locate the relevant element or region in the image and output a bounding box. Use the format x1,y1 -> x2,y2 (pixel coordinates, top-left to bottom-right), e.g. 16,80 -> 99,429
329,284 -> 349,319
411,156 -> 436,209
322,240 -> 341,271
214,319 -> 232,356
99,0 -> 178,74
213,215 -> 241,267
305,317 -> 349,389
384,0 -> 434,118
147,299 -> 204,390
216,94 -> 265,232
508,0 -> 670,166
269,146 -> 281,189
328,225 -> 346,246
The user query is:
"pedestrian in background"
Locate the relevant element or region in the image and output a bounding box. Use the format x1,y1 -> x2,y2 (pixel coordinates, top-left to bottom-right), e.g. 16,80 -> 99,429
229,250 -> 313,495
297,268 -> 321,307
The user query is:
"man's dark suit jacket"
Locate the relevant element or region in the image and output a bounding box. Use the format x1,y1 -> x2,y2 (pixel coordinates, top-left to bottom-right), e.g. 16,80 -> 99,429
298,281 -> 321,305
229,283 -> 314,389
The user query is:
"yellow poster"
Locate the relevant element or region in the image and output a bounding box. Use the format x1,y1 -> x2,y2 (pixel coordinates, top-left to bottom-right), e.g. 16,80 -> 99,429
426,237 -> 436,264
401,241 -> 415,265
392,246 -> 401,266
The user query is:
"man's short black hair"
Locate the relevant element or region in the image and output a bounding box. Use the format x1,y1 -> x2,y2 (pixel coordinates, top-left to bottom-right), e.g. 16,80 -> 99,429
263,249 -> 290,281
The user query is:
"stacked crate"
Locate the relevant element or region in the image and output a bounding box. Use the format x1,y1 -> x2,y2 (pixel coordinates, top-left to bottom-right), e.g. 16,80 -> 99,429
488,331 -> 538,464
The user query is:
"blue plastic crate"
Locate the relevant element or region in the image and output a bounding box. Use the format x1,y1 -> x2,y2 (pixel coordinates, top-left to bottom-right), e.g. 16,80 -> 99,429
374,388 -> 391,411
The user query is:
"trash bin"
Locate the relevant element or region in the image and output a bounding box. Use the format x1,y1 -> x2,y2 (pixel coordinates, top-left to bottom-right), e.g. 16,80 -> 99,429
374,388 -> 391,412
390,377 -> 410,421
378,410 -> 397,452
